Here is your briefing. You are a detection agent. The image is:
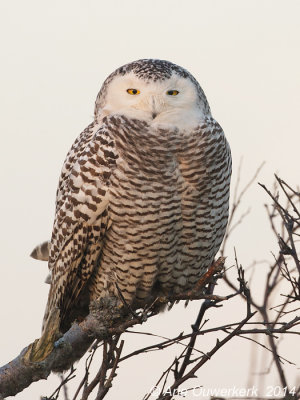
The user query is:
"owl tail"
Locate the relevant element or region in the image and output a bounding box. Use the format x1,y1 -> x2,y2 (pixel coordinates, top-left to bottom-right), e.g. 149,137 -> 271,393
24,309 -> 61,363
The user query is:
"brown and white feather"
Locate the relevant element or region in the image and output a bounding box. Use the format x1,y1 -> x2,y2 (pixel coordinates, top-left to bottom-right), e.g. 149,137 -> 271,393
39,59 -> 232,342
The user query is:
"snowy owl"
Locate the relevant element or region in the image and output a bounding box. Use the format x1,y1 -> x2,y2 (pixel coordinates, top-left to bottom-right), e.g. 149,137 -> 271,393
31,59 -> 232,360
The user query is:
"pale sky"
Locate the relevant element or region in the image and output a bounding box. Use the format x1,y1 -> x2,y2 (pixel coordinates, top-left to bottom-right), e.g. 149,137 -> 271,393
0,1 -> 299,399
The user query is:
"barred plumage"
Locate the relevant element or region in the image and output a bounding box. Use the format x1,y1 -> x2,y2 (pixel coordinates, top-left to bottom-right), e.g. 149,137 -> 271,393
33,59 -> 231,358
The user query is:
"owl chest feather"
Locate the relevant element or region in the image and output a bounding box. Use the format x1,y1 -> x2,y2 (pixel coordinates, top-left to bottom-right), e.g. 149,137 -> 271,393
91,117 -> 231,301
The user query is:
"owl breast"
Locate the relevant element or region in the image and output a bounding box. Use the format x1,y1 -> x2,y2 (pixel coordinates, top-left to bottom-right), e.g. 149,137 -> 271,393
89,115 -> 231,305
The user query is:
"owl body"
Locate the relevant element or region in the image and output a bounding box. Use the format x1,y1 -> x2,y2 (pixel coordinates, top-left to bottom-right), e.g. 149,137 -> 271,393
38,59 -> 231,343
88,114 -> 231,306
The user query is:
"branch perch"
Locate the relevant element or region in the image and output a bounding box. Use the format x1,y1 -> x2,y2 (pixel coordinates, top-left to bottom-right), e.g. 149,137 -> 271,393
0,258 -> 225,398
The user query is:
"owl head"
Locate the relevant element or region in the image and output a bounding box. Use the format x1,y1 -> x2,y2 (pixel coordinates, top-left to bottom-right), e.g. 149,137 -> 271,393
94,59 -> 211,129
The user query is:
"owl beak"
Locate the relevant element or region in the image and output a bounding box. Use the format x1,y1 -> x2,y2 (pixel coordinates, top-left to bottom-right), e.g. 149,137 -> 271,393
149,95 -> 161,119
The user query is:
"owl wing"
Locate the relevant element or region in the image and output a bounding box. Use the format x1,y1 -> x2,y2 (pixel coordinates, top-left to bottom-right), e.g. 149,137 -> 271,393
29,122 -> 100,264
55,121 -> 99,214
197,117 -> 232,256
42,121 -> 117,340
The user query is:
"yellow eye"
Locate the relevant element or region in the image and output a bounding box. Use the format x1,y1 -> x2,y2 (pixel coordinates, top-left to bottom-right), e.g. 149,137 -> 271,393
127,88 -> 140,95
167,90 -> 179,96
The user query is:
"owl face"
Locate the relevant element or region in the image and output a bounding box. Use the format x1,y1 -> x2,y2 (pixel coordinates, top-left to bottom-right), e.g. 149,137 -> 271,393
101,72 -> 201,128
95,59 -> 211,130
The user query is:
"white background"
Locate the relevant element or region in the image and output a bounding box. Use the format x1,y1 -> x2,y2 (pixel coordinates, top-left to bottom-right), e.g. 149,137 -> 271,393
0,1 -> 299,399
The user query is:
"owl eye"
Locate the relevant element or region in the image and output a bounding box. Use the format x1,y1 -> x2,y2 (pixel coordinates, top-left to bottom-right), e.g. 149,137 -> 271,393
167,90 -> 179,96
127,89 -> 140,95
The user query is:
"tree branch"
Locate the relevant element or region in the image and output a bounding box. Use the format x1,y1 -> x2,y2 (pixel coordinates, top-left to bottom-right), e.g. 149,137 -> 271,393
0,259 -> 226,398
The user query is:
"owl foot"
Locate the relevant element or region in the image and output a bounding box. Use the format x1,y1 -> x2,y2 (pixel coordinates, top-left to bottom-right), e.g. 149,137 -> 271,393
115,282 -> 141,320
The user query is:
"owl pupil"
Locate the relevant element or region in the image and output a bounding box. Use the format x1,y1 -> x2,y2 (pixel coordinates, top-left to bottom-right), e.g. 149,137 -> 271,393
127,88 -> 139,95
167,90 -> 178,95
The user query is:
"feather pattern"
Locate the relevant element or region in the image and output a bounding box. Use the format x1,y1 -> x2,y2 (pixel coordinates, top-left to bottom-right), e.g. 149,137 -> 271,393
35,59 -> 232,357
